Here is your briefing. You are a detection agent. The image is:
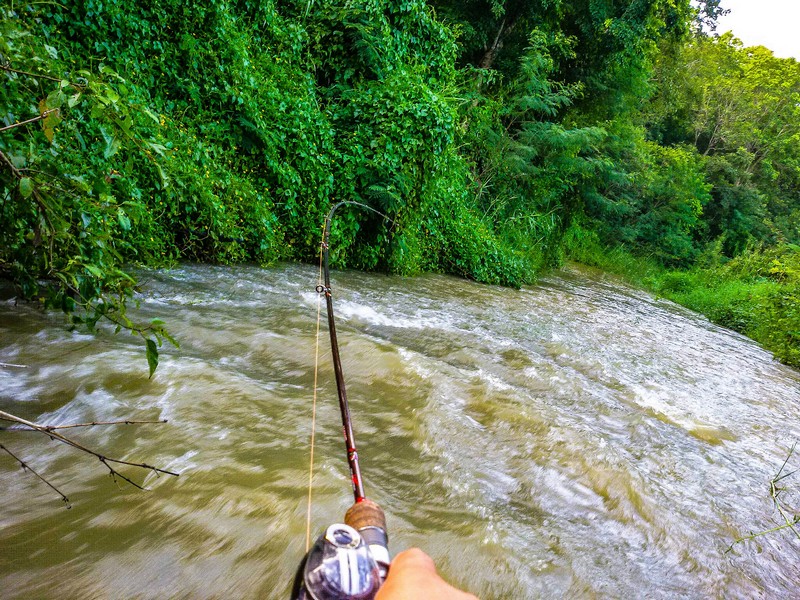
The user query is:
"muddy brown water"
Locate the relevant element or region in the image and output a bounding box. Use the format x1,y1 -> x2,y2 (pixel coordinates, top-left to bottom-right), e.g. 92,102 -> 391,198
2,263 -> 799,598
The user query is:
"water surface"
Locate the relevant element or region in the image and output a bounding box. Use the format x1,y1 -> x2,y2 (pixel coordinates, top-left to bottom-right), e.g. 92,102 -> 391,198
1,263 -> 799,598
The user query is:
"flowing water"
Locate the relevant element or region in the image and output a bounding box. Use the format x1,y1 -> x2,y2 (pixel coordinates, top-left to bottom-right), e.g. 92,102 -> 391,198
1,263 -> 799,599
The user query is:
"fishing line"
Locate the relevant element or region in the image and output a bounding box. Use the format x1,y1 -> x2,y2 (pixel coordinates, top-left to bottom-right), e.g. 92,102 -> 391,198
305,226 -> 326,553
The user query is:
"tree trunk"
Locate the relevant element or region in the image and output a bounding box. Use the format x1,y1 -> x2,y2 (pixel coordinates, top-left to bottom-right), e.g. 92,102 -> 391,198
478,13 -> 522,71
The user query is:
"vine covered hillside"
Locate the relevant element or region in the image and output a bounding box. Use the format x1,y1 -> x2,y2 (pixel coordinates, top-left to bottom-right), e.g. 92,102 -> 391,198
1,0 -> 798,367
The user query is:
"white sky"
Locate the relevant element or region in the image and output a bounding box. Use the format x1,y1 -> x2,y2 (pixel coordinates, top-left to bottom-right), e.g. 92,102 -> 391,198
715,0 -> 800,59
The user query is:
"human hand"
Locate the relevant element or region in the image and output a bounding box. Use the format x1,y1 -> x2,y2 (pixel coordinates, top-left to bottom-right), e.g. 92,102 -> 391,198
375,548 -> 479,600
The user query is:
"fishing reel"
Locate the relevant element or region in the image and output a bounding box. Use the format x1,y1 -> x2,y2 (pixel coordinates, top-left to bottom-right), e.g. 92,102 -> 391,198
292,500 -> 390,600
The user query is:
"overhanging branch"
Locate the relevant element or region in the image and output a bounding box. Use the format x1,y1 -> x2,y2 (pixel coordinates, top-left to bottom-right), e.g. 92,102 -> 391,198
0,409 -> 179,504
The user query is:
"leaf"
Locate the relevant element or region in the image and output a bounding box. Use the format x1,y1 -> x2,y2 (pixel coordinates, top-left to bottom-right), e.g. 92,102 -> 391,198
9,154 -> 26,169
99,64 -> 114,76
19,177 -> 34,198
45,90 -> 65,110
117,114 -> 132,133
161,329 -> 180,349
117,207 -> 131,231
84,264 -> 103,278
156,163 -> 170,189
146,338 -> 159,378
42,110 -> 62,143
44,44 -> 58,59
143,108 -> 161,124
147,141 -> 168,157
104,135 -> 121,159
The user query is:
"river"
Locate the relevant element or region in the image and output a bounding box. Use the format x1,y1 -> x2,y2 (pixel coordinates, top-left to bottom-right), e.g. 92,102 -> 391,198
1,263 -> 799,598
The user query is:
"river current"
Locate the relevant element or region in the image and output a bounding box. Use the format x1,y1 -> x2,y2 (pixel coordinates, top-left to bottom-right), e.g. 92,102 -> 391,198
1,263 -> 799,598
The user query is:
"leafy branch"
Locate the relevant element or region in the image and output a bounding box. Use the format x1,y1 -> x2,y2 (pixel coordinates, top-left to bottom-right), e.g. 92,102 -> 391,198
1,17 -> 178,376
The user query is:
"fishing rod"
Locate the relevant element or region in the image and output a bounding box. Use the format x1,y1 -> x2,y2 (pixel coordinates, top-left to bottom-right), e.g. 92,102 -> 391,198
292,201 -> 391,600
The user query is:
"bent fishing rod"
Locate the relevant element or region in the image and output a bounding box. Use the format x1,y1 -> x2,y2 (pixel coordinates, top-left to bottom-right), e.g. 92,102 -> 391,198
292,201 -> 391,600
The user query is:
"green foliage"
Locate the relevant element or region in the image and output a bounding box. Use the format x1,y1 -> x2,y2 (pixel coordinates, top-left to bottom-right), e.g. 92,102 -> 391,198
2,0 -> 541,326
646,34 -> 800,254
2,0 -> 798,372
0,7 -> 182,372
563,30 -> 799,369
737,246 -> 800,365
619,141 -> 711,266
455,31 -> 609,270
431,0 -> 695,115
401,149 -> 528,285
562,223 -> 663,284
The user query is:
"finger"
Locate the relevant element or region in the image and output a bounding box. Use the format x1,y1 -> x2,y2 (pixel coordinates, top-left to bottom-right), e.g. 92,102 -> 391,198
389,548 -> 437,576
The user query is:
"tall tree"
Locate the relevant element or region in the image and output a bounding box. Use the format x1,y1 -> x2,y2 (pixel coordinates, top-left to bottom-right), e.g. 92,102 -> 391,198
646,33 -> 800,252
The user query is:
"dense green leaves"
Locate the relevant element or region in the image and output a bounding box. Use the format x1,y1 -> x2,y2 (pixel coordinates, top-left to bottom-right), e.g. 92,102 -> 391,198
1,0 -> 798,368
646,34 -> 800,255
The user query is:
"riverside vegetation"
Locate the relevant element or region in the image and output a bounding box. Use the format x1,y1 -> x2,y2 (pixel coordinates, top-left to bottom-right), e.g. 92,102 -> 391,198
1,0 -> 798,370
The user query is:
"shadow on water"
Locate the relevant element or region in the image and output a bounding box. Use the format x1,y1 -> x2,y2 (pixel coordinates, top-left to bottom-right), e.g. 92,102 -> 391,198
2,263 -> 799,598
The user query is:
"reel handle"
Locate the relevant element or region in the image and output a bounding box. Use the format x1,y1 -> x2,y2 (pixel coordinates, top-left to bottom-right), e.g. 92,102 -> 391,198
345,499 -> 390,579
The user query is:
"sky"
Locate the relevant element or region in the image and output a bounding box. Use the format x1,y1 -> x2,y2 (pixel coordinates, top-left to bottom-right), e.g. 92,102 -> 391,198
715,0 -> 800,59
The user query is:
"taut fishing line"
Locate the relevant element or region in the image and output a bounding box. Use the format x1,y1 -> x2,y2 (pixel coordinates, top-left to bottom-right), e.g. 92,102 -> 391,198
304,226 -> 326,553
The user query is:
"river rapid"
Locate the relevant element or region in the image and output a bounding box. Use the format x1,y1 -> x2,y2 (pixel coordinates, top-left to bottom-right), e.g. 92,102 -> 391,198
1,263 -> 799,599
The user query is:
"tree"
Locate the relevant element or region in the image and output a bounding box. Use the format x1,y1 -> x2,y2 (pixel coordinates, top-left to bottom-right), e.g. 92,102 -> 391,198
1,7 -> 177,375
645,33 -> 800,254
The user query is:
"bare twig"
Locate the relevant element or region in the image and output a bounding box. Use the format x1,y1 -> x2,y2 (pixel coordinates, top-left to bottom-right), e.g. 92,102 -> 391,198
1,443 -> 71,508
0,410 -> 179,491
0,108 -> 59,133
2,418 -> 167,431
726,443 -> 800,553
0,362 -> 28,368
